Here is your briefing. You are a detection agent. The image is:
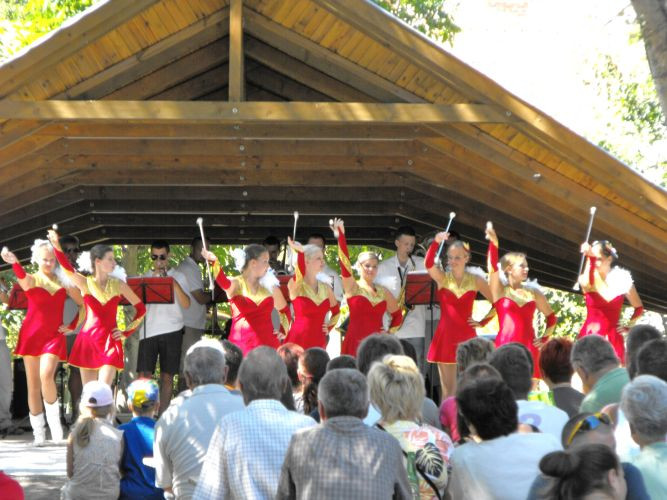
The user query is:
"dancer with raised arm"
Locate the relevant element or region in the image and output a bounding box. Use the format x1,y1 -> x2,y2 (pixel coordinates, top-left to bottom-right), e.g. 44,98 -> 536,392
1,240 -> 82,444
284,238 -> 339,350
423,231 -> 494,398
485,222 -> 557,377
48,230 -> 145,386
202,245 -> 290,354
577,241 -> 643,363
330,218 -> 401,356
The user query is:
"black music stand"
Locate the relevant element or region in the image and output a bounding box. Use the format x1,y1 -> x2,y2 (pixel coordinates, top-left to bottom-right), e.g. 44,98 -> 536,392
404,271 -> 440,401
121,277 -> 175,341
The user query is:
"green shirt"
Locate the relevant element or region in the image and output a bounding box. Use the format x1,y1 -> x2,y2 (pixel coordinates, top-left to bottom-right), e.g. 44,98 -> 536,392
580,367 -> 629,413
630,442 -> 667,500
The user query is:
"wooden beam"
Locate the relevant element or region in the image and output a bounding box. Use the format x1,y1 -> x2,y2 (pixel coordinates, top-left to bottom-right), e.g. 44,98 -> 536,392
0,0 -> 161,98
0,100 -> 515,124
55,8 -> 230,100
244,36 -> 373,102
149,64 -> 229,101
33,122 -> 443,140
228,0 -> 245,101
105,39 -> 229,100
243,6 -> 422,103
246,65 -> 333,101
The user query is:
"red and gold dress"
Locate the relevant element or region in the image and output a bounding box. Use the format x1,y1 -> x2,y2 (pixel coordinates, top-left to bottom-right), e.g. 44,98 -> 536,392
335,229 -> 401,357
13,270 -> 67,360
286,250 -> 340,350
228,275 -> 281,355
427,271 -> 480,364
578,258 -> 640,363
69,276 -> 144,370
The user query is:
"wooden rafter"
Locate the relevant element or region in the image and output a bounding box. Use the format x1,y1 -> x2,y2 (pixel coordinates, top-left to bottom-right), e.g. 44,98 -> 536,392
229,0 -> 245,101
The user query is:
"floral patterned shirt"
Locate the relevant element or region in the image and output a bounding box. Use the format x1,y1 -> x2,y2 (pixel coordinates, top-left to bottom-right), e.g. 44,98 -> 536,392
381,420 -> 454,499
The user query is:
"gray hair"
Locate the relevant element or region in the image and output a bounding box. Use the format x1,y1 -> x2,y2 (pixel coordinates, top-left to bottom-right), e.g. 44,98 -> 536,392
184,339 -> 226,387
571,335 -> 618,374
303,244 -> 323,261
238,346 -> 289,404
318,368 -> 369,419
621,375 -> 667,443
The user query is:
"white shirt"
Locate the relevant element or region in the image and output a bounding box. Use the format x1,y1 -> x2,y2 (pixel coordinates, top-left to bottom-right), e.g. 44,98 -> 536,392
175,256 -> 206,329
154,384 -> 244,500
62,297 -> 83,336
141,268 -> 187,338
517,399 -> 569,442
322,264 -> 344,302
448,432 -> 561,500
377,254 -> 426,339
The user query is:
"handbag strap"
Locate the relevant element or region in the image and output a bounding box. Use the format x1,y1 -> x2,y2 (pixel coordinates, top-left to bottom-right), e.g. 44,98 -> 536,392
375,423 -> 443,500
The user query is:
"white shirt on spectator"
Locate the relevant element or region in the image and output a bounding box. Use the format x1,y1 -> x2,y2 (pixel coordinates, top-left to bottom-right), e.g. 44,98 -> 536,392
517,399 -> 569,442
141,268 -> 187,339
154,384 -> 244,499
175,256 -> 206,330
448,432 -> 561,500
377,255 -> 426,339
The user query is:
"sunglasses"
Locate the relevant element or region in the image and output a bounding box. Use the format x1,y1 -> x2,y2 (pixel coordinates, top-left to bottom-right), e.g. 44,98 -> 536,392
566,412 -> 611,446
150,254 -> 168,261
63,248 -> 81,254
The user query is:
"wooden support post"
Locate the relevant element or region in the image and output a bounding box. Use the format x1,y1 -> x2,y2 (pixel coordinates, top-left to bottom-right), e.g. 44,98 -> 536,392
229,0 -> 245,101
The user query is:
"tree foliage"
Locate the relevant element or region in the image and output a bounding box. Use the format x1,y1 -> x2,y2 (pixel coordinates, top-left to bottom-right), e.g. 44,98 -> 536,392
0,0 -> 98,60
372,0 -> 460,45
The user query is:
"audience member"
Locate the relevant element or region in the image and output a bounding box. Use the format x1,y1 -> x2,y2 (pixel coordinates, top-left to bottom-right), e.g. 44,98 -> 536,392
154,339 -> 243,499
277,343 -> 305,411
447,378 -> 560,500
440,337 -> 495,441
571,335 -> 629,413
538,444 -> 627,500
635,338 -> 667,381
625,325 -> 662,379
138,240 -> 191,414
326,354 -> 357,371
276,369 -> 410,499
399,338 -> 441,430
194,347 -> 315,499
119,379 -> 163,500
221,340 -> 243,394
539,338 -> 584,417
0,282 -> 14,435
621,375 -> 667,500
369,355 -> 454,499
455,363 -> 503,443
490,344 -> 568,440
298,348 -> 330,415
175,237 -> 211,392
527,412 -> 650,500
62,381 -> 122,500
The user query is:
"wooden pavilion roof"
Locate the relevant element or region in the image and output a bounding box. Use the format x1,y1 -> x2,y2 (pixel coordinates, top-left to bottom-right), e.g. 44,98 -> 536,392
0,0 -> 665,311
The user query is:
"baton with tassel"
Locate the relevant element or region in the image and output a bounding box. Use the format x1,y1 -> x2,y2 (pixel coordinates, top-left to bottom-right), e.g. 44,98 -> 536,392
196,217 -> 215,300
434,212 -> 456,263
573,207 -> 597,291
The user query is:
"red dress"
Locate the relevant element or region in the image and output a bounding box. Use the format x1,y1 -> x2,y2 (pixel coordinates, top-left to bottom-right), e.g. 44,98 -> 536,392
229,276 -> 280,355
579,267 -> 632,363
14,272 -> 67,360
341,282 -> 387,357
494,285 -> 540,378
427,271 -> 478,364
286,279 -> 331,350
69,277 -> 128,370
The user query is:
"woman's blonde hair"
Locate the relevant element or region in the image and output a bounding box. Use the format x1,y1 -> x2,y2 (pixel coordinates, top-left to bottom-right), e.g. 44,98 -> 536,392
499,252 -> 527,275
368,354 -> 425,423
355,251 -> 379,270
72,404 -> 113,448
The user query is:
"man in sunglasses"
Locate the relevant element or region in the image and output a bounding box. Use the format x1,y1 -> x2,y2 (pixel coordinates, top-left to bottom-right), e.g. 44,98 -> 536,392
527,411 -> 650,499
137,240 -> 191,414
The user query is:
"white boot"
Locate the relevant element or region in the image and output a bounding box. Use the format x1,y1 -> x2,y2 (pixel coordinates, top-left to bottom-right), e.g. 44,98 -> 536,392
29,412 -> 46,446
44,399 -> 64,442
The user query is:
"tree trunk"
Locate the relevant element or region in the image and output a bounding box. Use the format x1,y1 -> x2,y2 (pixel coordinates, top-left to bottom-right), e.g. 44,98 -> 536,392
631,0 -> 667,123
